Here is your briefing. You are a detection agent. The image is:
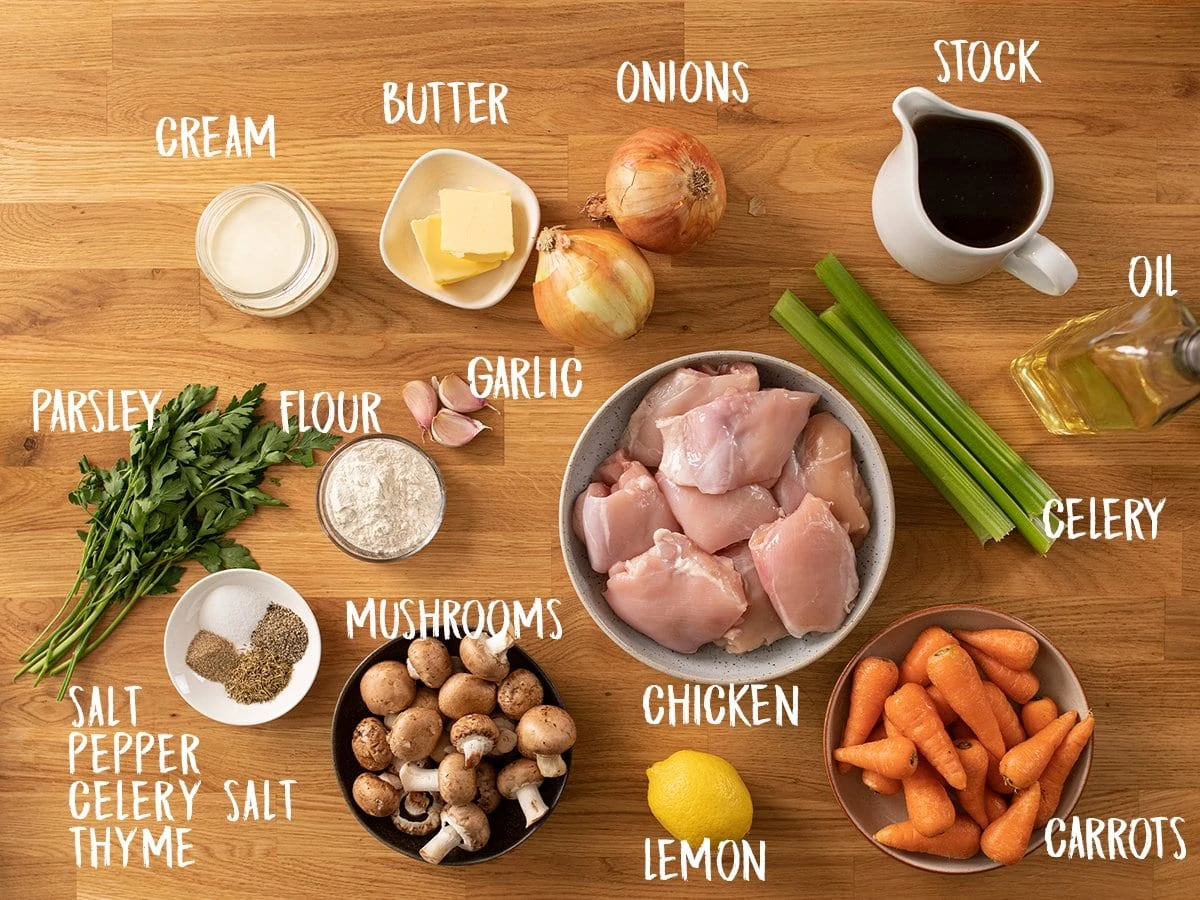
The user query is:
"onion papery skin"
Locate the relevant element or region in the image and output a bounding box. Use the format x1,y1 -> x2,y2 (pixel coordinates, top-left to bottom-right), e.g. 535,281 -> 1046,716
533,227 -> 655,348
604,126 -> 727,254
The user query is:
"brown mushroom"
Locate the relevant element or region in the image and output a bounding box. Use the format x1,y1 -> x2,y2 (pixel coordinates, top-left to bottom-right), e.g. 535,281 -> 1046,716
497,669 -> 544,719
359,660 -> 416,715
491,715 -> 518,755
438,672 -> 497,720
399,752 -> 476,806
392,792 -> 442,836
450,714 -> 500,768
474,760 -> 500,814
517,705 -> 576,778
431,728 -> 455,763
351,717 -> 393,771
407,637 -> 452,688
410,686 -> 441,714
388,706 -> 443,764
419,803 -> 490,864
497,758 -> 549,826
459,630 -> 514,682
352,772 -> 401,818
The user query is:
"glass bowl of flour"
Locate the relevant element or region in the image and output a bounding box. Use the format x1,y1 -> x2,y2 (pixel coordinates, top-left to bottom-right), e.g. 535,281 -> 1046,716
316,434 -> 446,561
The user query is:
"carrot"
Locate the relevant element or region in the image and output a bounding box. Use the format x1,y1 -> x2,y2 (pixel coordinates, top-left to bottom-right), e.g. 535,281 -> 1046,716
1021,697 -> 1059,736
885,683 -> 967,790
925,684 -> 958,726
862,767 -> 902,796
834,737 -> 918,779
962,644 -> 1040,703
983,789 -> 1009,823
954,739 -> 990,829
902,757 -> 957,837
981,782 -> 1041,865
860,724 -> 902,795
838,656 -> 899,773
986,750 -> 1013,795
954,628 -> 1038,670
882,716 -> 899,738
899,626 -> 958,685
928,644 -> 1007,760
999,710 -> 1079,789
1035,713 -> 1095,826
983,681 -> 1026,749
875,815 -> 982,860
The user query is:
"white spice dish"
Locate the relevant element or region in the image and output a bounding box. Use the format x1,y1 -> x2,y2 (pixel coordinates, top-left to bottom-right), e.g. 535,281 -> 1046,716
379,149 -> 540,310
316,434 -> 446,562
163,569 -> 321,726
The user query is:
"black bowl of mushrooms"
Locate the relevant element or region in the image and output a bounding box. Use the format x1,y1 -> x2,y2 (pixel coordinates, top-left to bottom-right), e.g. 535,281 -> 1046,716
331,632 -> 574,865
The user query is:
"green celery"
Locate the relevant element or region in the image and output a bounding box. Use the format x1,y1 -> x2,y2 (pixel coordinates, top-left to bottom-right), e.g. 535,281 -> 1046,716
771,291 -> 1013,544
814,254 -> 1061,521
821,305 -> 1052,554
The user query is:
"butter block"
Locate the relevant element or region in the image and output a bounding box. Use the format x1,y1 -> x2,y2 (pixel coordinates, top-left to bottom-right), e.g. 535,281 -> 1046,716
410,214 -> 500,285
439,189 -> 514,260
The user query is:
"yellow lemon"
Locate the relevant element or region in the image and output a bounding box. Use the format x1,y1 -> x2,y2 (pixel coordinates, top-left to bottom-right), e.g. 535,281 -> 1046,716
646,750 -> 753,843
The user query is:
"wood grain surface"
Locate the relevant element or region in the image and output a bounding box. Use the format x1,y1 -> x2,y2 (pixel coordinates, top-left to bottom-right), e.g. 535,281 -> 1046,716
2,2 -> 1199,898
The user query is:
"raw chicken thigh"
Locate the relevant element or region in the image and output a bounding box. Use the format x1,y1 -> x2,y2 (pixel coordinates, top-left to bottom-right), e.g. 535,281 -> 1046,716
773,412 -> 873,546
715,542 -> 789,653
605,530 -> 748,654
572,458 -> 680,574
658,388 -> 818,494
655,472 -> 781,554
620,363 -> 759,467
749,494 -> 859,637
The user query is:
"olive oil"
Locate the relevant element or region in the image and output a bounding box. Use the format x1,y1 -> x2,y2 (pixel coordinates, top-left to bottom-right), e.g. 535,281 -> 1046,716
1012,295 -> 1200,434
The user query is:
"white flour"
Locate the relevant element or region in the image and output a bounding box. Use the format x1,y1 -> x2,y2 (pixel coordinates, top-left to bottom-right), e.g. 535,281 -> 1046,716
324,438 -> 443,558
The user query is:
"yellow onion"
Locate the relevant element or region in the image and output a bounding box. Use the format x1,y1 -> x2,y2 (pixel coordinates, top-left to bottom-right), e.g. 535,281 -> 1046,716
533,227 -> 655,348
590,126 -> 726,254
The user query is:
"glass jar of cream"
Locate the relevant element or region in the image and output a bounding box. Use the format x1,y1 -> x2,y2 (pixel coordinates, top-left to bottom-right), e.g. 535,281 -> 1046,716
196,183 -> 338,317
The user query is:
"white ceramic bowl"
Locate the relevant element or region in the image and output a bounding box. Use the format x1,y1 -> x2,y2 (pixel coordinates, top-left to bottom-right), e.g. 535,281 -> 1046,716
559,351 -> 895,683
823,605 -> 1093,874
379,148 -> 539,310
163,568 -> 321,725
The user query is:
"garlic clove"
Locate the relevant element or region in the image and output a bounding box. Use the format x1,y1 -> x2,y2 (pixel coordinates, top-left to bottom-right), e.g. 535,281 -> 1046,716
430,409 -> 490,448
403,380 -> 440,439
436,373 -> 495,414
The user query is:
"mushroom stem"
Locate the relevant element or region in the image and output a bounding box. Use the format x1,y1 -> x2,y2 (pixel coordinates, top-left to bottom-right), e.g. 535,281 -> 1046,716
515,784 -> 550,827
399,762 -> 439,794
484,628 -> 513,656
459,735 -> 492,768
420,819 -> 464,865
535,753 -> 567,779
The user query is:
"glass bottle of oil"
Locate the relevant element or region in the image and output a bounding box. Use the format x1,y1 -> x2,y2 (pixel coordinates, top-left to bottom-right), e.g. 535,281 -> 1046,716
1011,294 -> 1200,434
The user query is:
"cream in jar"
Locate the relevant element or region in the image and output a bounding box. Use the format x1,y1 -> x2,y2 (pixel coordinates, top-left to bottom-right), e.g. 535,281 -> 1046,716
197,183 -> 338,317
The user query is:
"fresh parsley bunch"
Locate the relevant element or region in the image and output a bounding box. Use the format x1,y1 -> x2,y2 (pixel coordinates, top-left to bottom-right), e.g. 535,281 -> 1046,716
16,383 -> 340,698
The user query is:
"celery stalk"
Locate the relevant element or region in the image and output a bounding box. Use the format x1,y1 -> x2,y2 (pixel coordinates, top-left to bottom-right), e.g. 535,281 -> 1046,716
771,291 -> 1014,544
814,253 -> 1061,520
821,305 -> 1053,554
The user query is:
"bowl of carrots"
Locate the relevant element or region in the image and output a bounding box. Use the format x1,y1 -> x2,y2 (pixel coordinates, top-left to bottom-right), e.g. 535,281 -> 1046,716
823,605 -> 1094,874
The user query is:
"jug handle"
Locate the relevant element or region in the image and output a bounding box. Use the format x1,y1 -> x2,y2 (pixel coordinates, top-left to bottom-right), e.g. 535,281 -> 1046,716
1002,234 -> 1078,296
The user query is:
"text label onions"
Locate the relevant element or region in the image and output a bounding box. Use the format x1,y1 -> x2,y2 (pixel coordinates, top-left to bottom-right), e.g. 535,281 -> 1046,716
592,126 -> 727,254
533,227 -> 655,348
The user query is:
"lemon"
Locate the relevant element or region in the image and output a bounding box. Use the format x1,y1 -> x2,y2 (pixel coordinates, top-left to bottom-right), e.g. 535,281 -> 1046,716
646,750 -> 753,843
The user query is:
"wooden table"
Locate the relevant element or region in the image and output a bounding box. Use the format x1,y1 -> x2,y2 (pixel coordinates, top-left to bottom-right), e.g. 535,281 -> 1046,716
2,2 -> 1198,897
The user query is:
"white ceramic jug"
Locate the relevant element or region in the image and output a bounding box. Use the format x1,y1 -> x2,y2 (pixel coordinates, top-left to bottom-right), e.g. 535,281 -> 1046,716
872,87 -> 1077,296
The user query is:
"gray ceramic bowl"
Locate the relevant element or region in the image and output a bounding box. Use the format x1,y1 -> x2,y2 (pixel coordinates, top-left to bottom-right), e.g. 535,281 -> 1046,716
559,350 -> 895,683
823,605 -> 1093,874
